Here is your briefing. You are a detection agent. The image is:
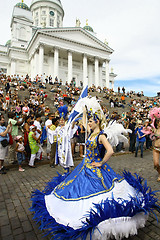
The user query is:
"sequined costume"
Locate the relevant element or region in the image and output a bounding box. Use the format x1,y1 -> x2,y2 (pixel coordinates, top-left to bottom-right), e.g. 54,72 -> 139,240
31,132 -> 159,240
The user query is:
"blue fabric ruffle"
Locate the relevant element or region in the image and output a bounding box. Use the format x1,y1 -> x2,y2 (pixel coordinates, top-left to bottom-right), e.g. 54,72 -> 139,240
30,170 -> 160,240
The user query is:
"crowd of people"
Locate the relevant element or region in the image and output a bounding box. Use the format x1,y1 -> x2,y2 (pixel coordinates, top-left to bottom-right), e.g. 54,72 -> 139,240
0,71 -> 160,178
0,71 -> 160,240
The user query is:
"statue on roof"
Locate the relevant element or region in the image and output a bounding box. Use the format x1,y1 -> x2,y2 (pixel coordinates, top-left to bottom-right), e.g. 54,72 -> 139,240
104,39 -> 108,45
76,18 -> 81,27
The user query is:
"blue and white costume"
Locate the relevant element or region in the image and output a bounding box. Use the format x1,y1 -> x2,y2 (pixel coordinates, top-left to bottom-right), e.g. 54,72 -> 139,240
31,131 -> 159,240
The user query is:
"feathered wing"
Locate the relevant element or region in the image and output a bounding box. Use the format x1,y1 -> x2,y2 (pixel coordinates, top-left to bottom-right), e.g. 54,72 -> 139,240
103,121 -> 132,147
82,96 -> 131,146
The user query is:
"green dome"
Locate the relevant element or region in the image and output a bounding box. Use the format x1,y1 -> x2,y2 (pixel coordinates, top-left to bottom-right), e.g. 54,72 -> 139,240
83,25 -> 94,32
15,1 -> 30,11
83,20 -> 94,32
5,40 -> 11,46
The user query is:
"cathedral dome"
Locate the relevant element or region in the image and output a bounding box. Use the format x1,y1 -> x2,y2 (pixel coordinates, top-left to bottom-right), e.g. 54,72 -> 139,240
83,20 -> 94,33
83,25 -> 94,32
5,40 -> 11,47
31,0 -> 63,9
15,0 -> 30,11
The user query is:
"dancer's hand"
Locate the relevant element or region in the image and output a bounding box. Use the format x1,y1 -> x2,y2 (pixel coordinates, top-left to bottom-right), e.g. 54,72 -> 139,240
91,161 -> 102,168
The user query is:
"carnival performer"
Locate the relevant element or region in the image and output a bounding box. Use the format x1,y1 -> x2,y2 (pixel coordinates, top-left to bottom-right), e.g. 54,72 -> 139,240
142,107 -> 160,182
30,97 -> 159,240
152,118 -> 160,182
54,116 -> 78,173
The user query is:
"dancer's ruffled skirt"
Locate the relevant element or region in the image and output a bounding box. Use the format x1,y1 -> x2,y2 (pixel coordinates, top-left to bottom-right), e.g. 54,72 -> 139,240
30,160 -> 159,240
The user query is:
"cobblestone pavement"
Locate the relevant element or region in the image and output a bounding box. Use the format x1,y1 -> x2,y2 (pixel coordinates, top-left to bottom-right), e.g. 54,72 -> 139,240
0,150 -> 160,240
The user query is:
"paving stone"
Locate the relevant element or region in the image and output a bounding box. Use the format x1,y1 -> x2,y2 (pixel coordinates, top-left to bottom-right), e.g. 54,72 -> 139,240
0,209 -> 8,217
13,199 -> 21,207
13,227 -> 23,236
2,235 -> 14,240
8,209 -> 17,219
147,231 -> 160,239
25,231 -> 38,240
17,211 -> 28,221
0,215 -> 10,226
10,218 -> 21,230
6,202 -> 15,211
1,225 -> 12,237
21,220 -> 33,232
14,234 -> 26,240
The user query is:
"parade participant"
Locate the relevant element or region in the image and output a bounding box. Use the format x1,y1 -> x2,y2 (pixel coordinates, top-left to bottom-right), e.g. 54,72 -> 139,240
77,119 -> 85,157
31,98 -> 159,240
148,107 -> 160,182
47,117 -> 59,168
54,116 -> 75,173
28,125 -> 41,168
15,135 -> 25,172
152,118 -> 160,181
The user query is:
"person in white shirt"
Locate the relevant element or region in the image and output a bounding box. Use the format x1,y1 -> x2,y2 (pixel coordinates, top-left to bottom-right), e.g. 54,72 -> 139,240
45,113 -> 55,160
33,114 -> 42,138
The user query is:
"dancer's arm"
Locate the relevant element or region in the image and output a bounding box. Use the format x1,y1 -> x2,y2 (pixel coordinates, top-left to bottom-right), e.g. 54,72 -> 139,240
91,135 -> 114,168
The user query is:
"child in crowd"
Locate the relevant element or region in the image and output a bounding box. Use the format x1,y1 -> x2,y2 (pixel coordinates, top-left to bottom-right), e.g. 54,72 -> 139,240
28,125 -> 42,168
15,135 -> 25,172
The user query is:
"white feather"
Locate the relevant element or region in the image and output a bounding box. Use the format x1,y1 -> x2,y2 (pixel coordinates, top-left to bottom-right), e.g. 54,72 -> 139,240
104,121 -> 132,147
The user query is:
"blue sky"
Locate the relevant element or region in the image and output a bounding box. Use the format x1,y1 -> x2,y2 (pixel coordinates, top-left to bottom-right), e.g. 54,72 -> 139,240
114,76 -> 160,97
0,0 -> 160,97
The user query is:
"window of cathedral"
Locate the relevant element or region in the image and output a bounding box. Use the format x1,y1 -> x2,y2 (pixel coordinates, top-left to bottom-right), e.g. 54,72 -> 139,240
50,18 -> 54,27
19,27 -> 26,40
35,12 -> 38,17
57,21 -> 60,28
35,19 -> 38,26
42,10 -> 46,15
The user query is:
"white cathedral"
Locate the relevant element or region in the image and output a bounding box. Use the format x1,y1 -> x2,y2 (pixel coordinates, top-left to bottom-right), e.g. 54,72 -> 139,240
0,0 -> 117,88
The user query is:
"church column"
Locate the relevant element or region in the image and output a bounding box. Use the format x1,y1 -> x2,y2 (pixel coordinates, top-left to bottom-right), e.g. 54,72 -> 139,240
88,63 -> 93,87
39,44 -> 44,76
34,49 -> 39,77
11,59 -> 16,75
83,54 -> 88,85
54,48 -> 59,79
68,51 -> 72,84
95,58 -> 99,87
30,55 -> 34,81
49,53 -> 54,82
99,64 -> 103,88
105,60 -> 110,89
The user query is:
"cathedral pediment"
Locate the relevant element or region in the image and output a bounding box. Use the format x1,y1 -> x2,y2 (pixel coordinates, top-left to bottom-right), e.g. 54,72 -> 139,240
38,27 -> 113,53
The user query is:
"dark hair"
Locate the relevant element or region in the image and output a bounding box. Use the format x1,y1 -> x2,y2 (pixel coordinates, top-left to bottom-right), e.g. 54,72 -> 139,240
154,119 -> 160,129
35,113 -> 41,119
25,115 -> 31,122
8,112 -> 15,118
52,118 -> 58,124
0,115 -> 4,121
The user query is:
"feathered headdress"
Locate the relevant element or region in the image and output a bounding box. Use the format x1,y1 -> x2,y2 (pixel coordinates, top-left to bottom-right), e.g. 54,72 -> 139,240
149,107 -> 160,128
